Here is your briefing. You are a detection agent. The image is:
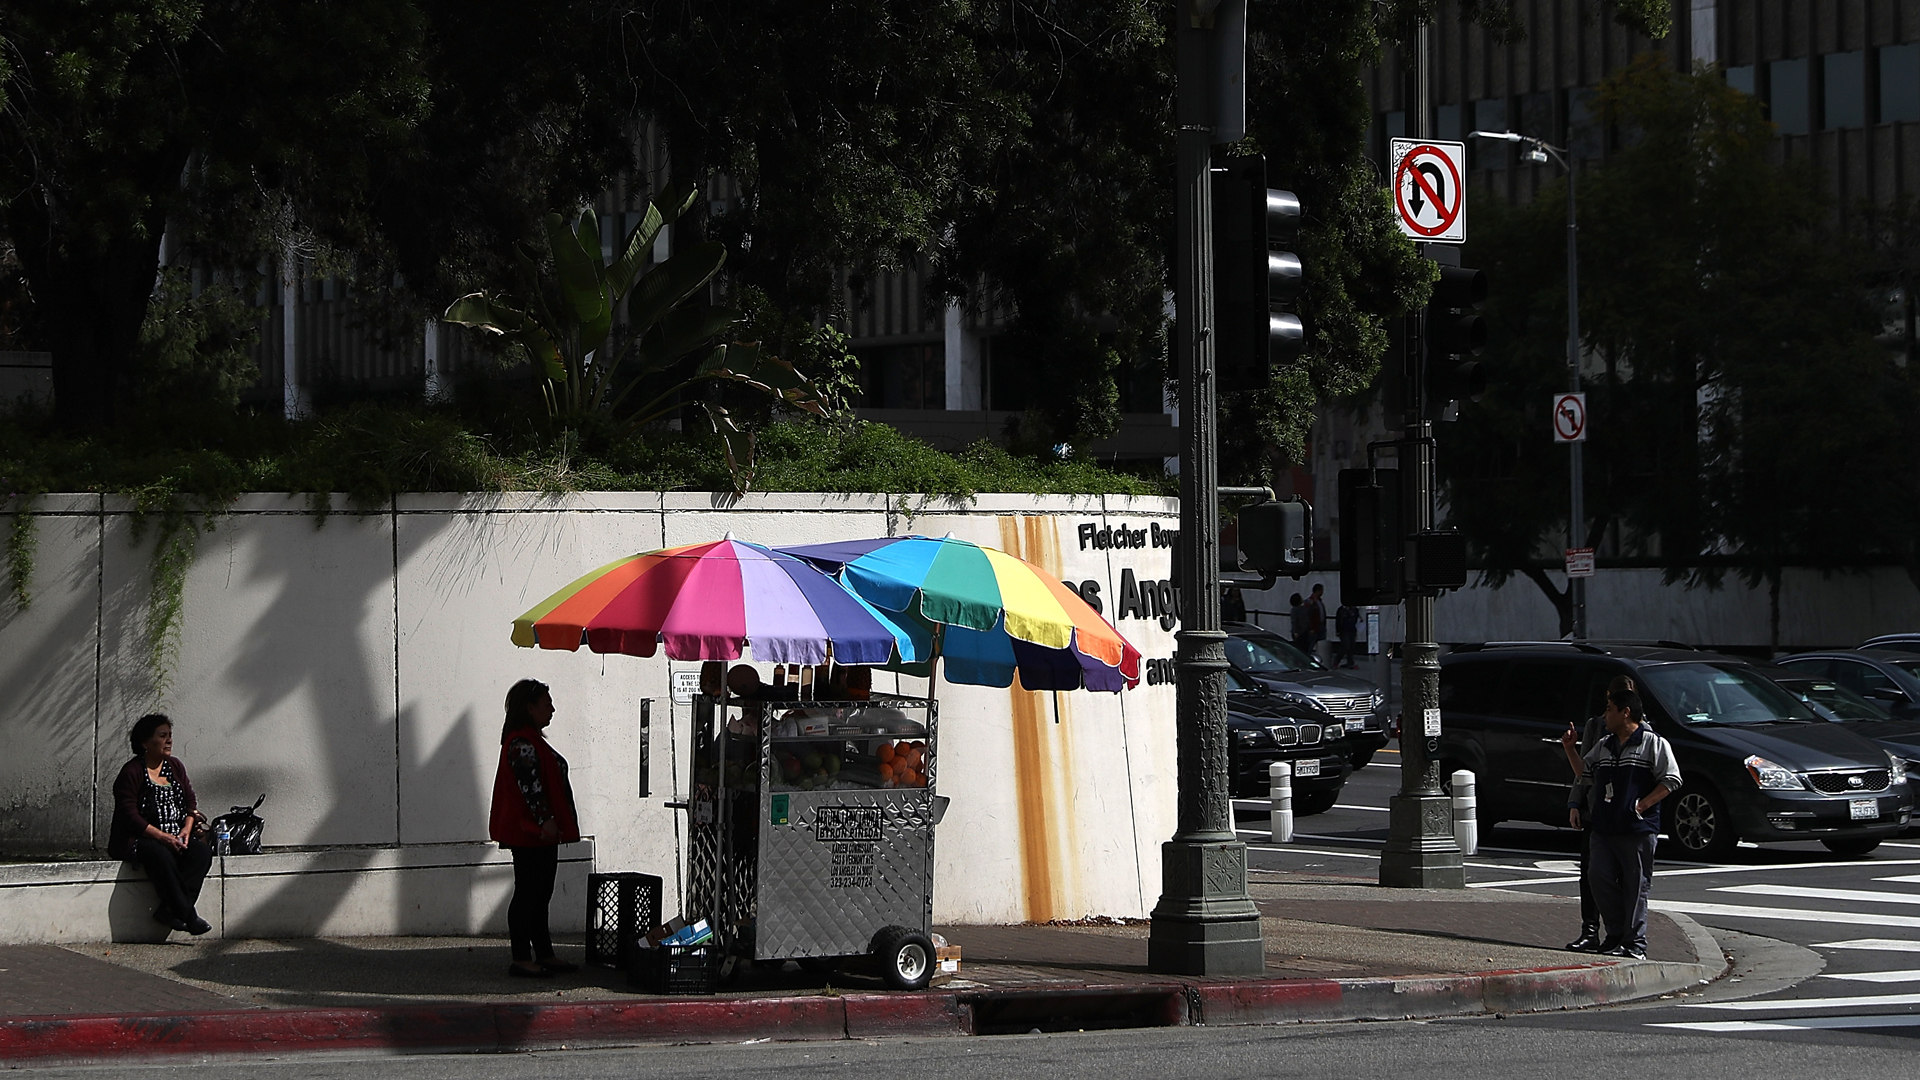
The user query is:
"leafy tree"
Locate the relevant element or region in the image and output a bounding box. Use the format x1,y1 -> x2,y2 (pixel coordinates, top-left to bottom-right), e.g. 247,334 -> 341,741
443,197 -> 830,488
1441,57 -> 1910,636
0,0 -> 431,428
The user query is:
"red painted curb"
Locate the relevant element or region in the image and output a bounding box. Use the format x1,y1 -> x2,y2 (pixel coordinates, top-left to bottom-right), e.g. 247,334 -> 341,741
842,993 -> 972,1038
0,957 -> 1714,1060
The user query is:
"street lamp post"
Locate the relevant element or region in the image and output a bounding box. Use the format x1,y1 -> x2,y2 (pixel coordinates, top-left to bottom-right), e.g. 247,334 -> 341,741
1469,130 -> 1585,639
1145,2 -> 1266,977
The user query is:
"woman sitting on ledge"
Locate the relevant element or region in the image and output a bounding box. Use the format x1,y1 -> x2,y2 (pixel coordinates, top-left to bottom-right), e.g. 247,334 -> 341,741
108,714 -> 213,935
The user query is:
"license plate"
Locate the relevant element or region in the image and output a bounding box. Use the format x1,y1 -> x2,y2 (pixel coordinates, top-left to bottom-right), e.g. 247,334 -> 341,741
1295,758 -> 1321,778
1850,798 -> 1880,821
1346,719 -> 1365,732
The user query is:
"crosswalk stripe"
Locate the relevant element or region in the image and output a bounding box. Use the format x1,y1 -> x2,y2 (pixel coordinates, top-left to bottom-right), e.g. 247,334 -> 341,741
1649,899 -> 1920,929
1683,990 -> 1920,1011
1815,938 -> 1920,952
1652,1014 -> 1920,1033
1875,873 -> 1920,884
1821,969 -> 1920,983
1711,884 -> 1920,906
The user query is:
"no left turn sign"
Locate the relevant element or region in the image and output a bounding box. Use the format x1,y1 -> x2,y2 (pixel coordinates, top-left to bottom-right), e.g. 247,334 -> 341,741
1391,139 -> 1466,243
1552,392 -> 1588,443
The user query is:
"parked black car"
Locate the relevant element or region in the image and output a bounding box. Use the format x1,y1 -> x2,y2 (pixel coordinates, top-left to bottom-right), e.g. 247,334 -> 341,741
1224,621 -> 1388,769
1859,634 -> 1920,656
1438,643 -> 1912,858
1774,650 -> 1920,719
1769,672 -> 1920,792
1225,666 -> 1351,814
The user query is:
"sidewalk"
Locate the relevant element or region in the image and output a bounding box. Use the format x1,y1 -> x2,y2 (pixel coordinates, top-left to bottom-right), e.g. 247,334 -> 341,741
0,872 -> 1726,1062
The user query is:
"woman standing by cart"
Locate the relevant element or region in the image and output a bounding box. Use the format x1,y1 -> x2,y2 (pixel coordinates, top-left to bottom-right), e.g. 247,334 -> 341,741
490,679 -> 581,977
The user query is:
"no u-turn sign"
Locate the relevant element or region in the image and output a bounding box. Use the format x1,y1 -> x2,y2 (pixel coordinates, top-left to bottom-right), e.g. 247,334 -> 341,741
1391,139 -> 1467,244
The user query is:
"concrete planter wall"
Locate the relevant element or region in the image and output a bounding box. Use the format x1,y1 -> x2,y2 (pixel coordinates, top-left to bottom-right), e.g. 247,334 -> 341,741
0,493 -> 1183,943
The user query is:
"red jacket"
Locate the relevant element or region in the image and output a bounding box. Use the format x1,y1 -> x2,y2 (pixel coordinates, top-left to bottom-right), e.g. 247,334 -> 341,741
489,728 -> 580,848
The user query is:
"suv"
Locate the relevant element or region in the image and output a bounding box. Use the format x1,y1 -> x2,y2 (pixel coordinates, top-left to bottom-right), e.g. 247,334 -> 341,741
1224,621 -> 1388,769
1773,650 -> 1920,720
1768,672 -> 1920,792
1438,643 -> 1912,858
1225,666 -> 1351,814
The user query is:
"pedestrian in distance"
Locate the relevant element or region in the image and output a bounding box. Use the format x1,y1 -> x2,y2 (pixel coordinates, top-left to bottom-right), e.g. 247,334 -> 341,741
1563,675 -> 1635,952
1334,603 -> 1361,669
1562,686 -> 1681,959
1307,584 -> 1329,663
490,679 -> 582,978
108,714 -> 214,935
1288,592 -> 1309,652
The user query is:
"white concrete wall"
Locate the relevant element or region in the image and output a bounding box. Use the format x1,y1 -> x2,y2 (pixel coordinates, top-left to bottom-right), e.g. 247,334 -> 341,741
0,492 -> 1182,942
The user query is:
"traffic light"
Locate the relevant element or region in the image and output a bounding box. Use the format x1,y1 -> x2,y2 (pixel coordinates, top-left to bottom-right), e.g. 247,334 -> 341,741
1236,498 -> 1311,576
1213,154 -> 1305,392
1424,265 -> 1487,413
1338,468 -> 1402,605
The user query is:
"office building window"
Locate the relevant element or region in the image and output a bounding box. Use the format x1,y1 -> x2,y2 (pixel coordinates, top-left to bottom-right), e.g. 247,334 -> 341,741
1470,98 -> 1507,168
857,343 -> 944,409
1436,103 -> 1462,140
1518,91 -> 1553,141
1770,57 -> 1810,134
1725,65 -> 1756,96
1385,110 -> 1407,140
1881,44 -> 1920,123
1824,50 -> 1866,128
1568,88 -> 1602,159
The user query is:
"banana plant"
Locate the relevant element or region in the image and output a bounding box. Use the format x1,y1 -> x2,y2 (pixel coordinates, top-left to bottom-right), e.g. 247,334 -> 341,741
444,187 -> 827,489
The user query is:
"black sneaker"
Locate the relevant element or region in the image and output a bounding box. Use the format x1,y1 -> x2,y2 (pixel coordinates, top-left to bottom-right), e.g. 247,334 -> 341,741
152,907 -> 190,933
1565,926 -> 1604,952
1600,944 -> 1647,959
185,915 -> 213,936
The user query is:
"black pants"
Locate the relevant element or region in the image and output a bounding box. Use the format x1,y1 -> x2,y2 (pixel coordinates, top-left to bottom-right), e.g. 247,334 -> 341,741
1578,828 -> 1598,927
1591,830 -> 1658,952
1335,633 -> 1359,667
508,845 -> 559,962
137,837 -> 213,920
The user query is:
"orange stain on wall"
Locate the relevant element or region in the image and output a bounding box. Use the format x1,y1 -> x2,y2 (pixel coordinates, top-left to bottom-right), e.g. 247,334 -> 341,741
999,515 -> 1080,922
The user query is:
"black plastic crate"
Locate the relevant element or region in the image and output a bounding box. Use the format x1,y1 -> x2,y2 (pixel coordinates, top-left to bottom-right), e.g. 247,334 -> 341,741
585,872 -> 662,969
629,943 -> 717,995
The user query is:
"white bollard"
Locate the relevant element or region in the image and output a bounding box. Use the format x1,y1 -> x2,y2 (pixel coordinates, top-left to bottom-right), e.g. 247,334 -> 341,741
1451,769 -> 1478,856
1269,761 -> 1294,844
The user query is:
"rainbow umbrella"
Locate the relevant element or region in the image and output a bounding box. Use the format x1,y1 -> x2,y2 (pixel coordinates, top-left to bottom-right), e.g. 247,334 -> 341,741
509,536 -> 922,665
779,536 -> 1142,692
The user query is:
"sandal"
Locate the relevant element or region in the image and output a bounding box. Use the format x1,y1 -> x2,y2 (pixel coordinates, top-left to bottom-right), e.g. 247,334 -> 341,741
506,961 -> 551,978
538,957 -> 578,974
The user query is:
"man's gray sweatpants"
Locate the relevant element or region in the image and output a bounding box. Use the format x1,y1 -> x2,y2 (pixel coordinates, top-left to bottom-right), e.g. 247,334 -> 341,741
1591,830 -> 1658,952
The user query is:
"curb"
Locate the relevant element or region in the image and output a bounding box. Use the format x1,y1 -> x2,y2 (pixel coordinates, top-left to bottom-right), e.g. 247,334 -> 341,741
0,930 -> 1727,1064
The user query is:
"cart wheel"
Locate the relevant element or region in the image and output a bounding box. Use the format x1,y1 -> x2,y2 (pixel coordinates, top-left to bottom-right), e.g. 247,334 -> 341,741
870,925 -> 934,992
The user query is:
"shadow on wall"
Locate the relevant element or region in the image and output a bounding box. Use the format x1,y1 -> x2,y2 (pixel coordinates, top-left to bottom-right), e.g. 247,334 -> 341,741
0,513 -> 109,856
107,869 -> 172,944
213,508 -> 457,936
399,704 -> 488,932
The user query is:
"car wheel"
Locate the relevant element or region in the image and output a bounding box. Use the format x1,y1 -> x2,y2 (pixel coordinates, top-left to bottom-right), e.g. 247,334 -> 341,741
1668,787 -> 1736,860
1349,749 -> 1376,770
1821,837 -> 1882,857
870,925 -> 934,992
1295,791 -> 1338,816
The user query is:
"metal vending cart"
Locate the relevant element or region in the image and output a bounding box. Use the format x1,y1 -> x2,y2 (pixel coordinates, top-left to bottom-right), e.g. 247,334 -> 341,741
684,688 -> 946,990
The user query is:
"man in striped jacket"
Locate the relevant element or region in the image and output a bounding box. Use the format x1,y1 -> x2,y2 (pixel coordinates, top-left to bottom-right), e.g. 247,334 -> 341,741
1562,686 -> 1682,959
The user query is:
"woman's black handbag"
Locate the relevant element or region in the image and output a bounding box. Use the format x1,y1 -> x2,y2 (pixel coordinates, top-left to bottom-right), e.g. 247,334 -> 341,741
210,795 -> 265,855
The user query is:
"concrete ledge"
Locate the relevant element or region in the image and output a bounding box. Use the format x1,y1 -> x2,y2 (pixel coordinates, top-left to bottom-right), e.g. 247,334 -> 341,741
0,842 -> 593,944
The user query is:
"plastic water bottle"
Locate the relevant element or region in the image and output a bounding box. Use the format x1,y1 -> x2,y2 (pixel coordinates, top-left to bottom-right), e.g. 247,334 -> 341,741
215,823 -> 231,857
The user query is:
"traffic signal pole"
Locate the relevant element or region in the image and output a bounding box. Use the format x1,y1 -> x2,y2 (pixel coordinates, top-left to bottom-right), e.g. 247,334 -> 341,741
1378,18 -> 1465,890
1147,1 -> 1265,976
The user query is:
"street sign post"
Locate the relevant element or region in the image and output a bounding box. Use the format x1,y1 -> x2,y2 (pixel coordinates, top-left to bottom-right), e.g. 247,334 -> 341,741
1552,392 -> 1587,443
1391,139 -> 1467,243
